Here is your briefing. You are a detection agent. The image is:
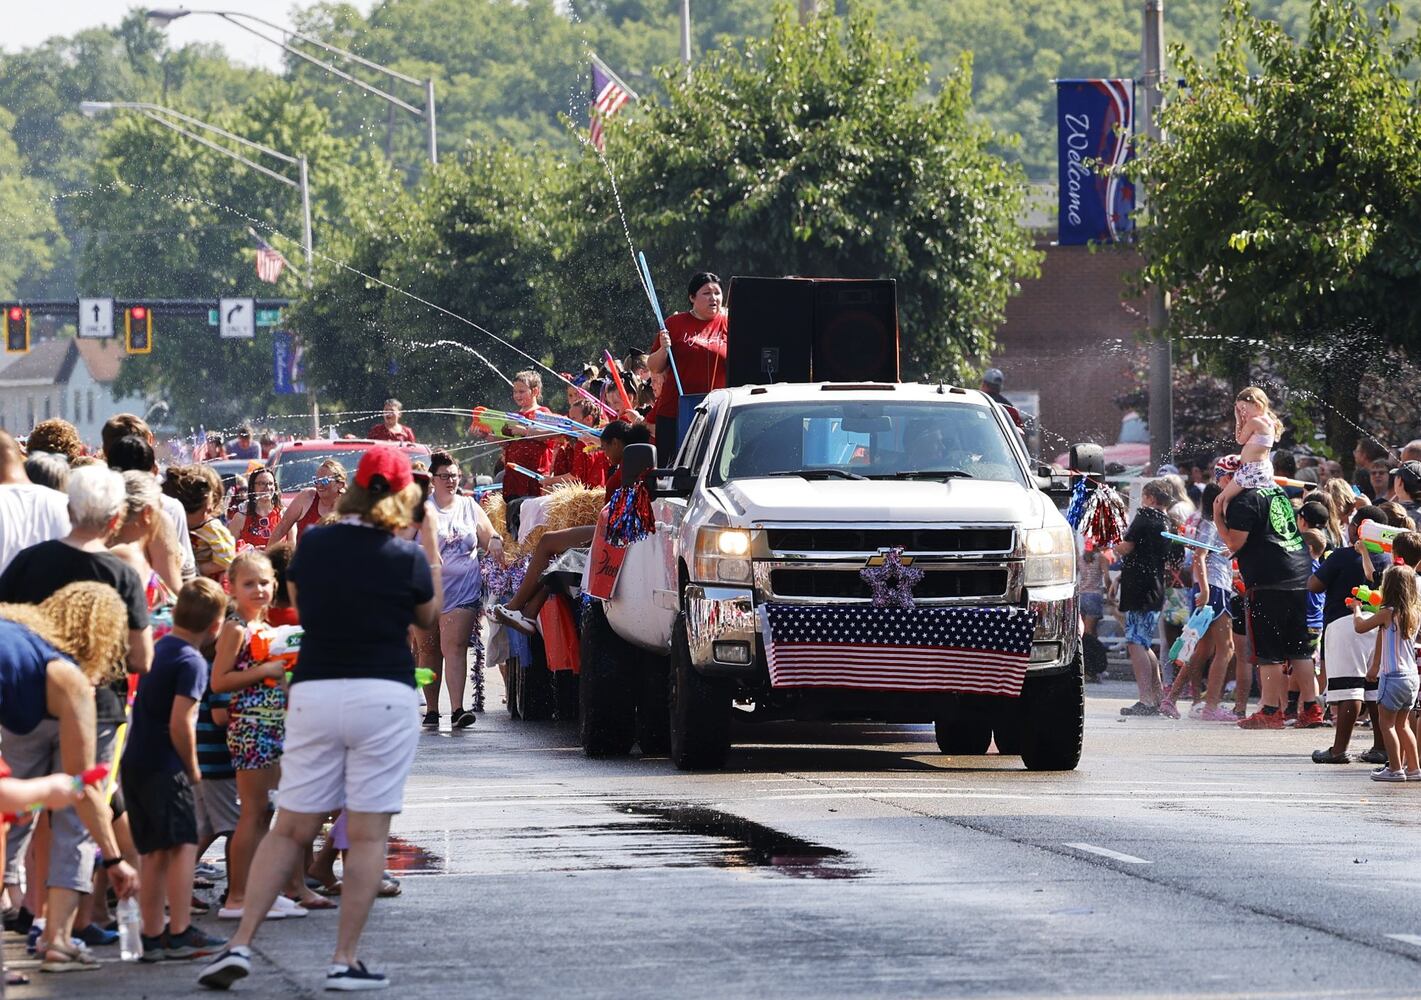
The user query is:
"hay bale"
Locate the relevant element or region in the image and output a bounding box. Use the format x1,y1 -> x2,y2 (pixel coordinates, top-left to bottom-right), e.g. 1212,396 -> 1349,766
481,492 -> 518,555
541,484 -> 605,533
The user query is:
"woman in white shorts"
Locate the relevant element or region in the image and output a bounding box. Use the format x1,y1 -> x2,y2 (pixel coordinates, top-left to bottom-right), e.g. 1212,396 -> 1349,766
199,446 -> 441,992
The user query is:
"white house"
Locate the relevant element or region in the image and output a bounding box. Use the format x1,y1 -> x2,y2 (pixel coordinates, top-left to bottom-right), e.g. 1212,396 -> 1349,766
0,338 -> 153,448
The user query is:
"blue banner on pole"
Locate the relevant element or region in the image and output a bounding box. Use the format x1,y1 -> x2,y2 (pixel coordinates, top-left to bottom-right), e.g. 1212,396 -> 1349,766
1057,79 -> 1135,245
272,331 -> 305,395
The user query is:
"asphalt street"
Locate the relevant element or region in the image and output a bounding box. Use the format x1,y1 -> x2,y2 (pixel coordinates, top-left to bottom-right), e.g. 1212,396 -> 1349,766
12,674 -> 1421,1000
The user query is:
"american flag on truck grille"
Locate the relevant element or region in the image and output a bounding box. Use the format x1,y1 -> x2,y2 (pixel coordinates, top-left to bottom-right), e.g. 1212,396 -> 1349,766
760,604 -> 1038,695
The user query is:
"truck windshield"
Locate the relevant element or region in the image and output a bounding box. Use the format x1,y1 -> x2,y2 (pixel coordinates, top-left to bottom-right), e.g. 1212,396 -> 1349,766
709,401 -> 1026,487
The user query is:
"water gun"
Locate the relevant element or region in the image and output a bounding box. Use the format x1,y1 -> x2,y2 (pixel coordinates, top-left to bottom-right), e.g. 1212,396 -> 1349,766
470,483 -> 503,497
534,413 -> 603,439
1161,530 -> 1229,555
1166,605 -> 1216,665
1359,520 -> 1404,554
3,765 -> 109,824
415,667 -> 436,688
469,406 -> 521,439
250,625 -> 303,687
1348,585 -> 1383,611
506,462 -> 546,483
570,382 -> 618,420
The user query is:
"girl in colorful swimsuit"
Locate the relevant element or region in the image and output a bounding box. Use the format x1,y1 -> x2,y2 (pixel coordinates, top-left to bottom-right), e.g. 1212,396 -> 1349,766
210,550 -> 301,920
1218,386 -> 1284,516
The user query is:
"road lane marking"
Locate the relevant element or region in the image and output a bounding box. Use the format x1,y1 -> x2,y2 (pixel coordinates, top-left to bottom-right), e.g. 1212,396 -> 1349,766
1386,934 -> 1421,947
1063,842 -> 1151,864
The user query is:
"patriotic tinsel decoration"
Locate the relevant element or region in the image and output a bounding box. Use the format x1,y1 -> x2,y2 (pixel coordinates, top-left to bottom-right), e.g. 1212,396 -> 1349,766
604,482 -> 654,548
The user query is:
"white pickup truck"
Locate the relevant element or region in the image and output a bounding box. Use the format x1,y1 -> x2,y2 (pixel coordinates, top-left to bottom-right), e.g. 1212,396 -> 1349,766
578,381 -> 1083,771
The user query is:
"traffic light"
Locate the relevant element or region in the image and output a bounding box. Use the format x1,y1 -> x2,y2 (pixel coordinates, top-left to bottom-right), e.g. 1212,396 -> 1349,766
3,305 -> 29,354
124,305 -> 152,354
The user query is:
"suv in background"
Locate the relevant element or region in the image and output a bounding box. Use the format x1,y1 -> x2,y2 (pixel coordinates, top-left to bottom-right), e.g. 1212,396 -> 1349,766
267,439 -> 431,499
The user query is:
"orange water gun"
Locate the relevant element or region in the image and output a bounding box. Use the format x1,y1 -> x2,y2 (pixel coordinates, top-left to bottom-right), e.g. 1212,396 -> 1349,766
250,625 -> 303,687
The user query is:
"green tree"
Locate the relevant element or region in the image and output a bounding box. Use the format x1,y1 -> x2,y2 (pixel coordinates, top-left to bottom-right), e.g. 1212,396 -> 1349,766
79,83 -> 393,428
1128,0 -> 1421,462
0,107 -> 65,298
601,3 -> 1040,378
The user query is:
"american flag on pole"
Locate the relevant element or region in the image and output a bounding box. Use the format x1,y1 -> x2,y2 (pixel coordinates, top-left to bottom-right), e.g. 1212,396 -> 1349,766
589,54 -> 637,152
253,234 -> 287,284
760,604 -> 1039,696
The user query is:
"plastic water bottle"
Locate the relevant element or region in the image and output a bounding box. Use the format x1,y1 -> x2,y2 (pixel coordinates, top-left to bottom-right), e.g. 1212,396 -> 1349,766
117,896 -> 142,962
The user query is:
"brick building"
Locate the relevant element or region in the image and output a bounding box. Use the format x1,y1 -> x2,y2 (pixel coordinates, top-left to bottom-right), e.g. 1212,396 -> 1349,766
988,241 -> 1147,458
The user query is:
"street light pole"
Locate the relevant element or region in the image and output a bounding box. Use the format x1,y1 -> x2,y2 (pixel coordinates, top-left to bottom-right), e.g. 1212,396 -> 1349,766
146,7 -> 437,166
1142,0 -> 1172,471
680,0 -> 692,77
82,99 -> 321,435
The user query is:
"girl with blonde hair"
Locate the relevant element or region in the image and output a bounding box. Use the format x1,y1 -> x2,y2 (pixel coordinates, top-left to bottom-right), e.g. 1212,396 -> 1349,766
1355,564 -> 1421,781
1218,386 -> 1285,515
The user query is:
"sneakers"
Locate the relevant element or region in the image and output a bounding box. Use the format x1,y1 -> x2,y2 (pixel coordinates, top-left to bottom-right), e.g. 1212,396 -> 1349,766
421,710 -> 440,729
75,922 -> 118,947
1371,767 -> 1407,782
217,901 -> 289,921
451,707 -> 476,730
1294,703 -> 1326,728
326,960 -> 388,991
1238,709 -> 1285,730
165,925 -> 226,961
139,932 -> 168,962
493,605 -> 537,636
1119,701 -> 1160,717
1199,704 -> 1240,722
198,946 -> 252,990
1312,748 -> 1352,764
272,895 -> 308,919
1158,699 -> 1181,719
1359,747 -> 1389,765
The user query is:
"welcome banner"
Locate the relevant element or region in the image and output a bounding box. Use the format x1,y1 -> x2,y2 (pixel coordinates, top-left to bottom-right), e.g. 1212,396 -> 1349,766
1056,80 -> 1135,245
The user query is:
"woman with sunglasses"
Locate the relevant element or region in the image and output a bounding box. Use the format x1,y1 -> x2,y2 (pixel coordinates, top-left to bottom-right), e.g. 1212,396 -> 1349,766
268,459 -> 347,549
229,468 -> 283,551
421,450 -> 499,730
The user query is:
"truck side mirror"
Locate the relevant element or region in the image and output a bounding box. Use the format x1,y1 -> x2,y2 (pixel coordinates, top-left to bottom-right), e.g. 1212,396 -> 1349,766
649,468 -> 697,499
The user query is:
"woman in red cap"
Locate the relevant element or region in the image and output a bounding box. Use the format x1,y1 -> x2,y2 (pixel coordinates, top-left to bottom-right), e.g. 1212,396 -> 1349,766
200,445 -> 442,993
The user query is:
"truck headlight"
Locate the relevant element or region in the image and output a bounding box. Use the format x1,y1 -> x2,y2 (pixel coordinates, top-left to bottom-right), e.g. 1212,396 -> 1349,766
1021,526 -> 1076,587
693,527 -> 756,584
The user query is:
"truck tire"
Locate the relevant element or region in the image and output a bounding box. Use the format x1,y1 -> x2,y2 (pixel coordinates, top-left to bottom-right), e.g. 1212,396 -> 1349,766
554,669 -> 580,723
1018,656 -> 1085,772
578,602 -> 637,757
668,617 -> 732,770
504,660 -> 521,719
991,706 -> 1023,756
933,714 -> 993,755
516,635 -> 556,721
637,654 -> 671,756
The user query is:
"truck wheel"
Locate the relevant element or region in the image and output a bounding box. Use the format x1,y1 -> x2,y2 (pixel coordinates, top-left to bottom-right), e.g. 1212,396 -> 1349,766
991,698 -> 1023,755
554,669 -> 580,723
504,661 -> 521,719
933,714 -> 992,755
1019,655 -> 1085,772
668,617 -> 732,770
637,654 -> 671,756
578,602 -> 637,757
516,636 -> 556,722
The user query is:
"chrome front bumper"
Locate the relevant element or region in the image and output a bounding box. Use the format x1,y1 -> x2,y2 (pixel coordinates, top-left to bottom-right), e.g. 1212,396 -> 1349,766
684,584 -> 758,675
684,582 -> 1081,676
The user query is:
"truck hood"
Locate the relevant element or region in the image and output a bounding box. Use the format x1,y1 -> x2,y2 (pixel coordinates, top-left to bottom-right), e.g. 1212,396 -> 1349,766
715,476 -> 1051,528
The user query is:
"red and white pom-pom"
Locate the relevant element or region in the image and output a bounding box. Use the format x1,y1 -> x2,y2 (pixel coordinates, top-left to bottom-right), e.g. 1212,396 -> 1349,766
1084,483 -> 1129,550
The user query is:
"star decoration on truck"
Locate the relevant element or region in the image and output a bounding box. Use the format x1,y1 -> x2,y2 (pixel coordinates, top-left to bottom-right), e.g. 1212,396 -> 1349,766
859,546 -> 924,609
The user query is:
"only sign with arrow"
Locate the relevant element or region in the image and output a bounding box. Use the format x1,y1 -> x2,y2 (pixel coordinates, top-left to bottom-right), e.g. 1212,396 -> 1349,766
78,298 -> 114,339
219,298 -> 255,339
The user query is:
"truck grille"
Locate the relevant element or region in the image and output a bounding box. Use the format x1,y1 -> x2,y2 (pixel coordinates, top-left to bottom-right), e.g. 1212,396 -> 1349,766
768,568 -> 1009,601
766,527 -> 1014,555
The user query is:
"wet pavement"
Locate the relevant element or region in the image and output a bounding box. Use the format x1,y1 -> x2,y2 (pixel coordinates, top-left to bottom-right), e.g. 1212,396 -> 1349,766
12,675 -> 1421,998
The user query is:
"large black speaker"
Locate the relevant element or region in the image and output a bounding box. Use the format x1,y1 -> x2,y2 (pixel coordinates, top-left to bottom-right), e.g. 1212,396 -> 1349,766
725,277 -> 814,386
726,276 -> 898,387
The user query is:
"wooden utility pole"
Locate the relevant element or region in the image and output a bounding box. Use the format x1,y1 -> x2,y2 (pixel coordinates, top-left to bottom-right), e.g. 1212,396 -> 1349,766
1143,0 -> 1172,470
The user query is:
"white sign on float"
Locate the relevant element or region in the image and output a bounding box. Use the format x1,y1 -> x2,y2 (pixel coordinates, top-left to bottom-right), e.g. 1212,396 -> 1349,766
78,298 -> 114,339
220,298 -> 255,339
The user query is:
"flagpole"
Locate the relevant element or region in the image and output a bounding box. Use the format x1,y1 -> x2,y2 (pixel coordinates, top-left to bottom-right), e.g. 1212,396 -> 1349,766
590,53 -> 640,103
680,1 -> 692,80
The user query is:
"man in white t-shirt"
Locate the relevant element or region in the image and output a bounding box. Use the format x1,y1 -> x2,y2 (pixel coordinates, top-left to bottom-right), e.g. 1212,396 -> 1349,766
0,430 -> 71,575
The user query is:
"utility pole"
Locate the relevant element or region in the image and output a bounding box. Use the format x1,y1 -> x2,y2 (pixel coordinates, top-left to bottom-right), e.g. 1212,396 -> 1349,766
1142,0 -> 1171,471
680,0 -> 692,78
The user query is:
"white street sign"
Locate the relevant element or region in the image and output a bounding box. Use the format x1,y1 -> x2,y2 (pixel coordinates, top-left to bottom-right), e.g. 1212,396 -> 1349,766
78,298 -> 114,339
220,297 -> 255,339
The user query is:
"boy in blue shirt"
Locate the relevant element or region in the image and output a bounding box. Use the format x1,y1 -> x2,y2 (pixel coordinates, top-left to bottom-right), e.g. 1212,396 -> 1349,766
120,578 -> 228,961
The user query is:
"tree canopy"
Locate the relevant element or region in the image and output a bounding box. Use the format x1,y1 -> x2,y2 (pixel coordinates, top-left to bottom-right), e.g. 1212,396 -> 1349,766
1129,0 -> 1421,458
